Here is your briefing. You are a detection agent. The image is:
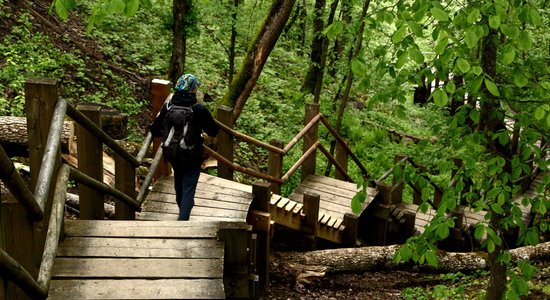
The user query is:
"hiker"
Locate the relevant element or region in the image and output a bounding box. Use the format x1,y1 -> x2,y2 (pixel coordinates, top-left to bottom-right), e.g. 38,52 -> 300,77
149,74 -> 219,220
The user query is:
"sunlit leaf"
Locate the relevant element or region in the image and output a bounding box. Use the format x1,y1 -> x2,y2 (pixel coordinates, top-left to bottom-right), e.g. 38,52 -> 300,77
125,0 -> 140,16
392,25 -> 406,44
529,7 -> 541,26
513,72 -> 528,88
485,78 -> 500,96
434,37 -> 448,54
518,34 -> 532,50
426,251 -> 438,268
351,58 -> 367,77
501,46 -> 515,65
489,15 -> 500,29
430,7 -> 449,22
432,89 -> 448,107
324,21 -> 344,39
534,106 -> 546,120
456,58 -> 470,73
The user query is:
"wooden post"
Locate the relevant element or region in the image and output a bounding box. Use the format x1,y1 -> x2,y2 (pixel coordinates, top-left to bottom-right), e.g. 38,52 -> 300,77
24,78 -> 60,283
302,192 -> 320,249
267,140 -> 284,195
114,153 -> 136,220
398,210 -> 416,243
76,105 -> 104,220
413,182 -> 422,205
251,182 -> 271,290
365,183 -> 391,245
391,155 -> 405,204
335,140 -> 349,180
217,106 -> 234,180
342,213 -> 358,247
151,79 -> 172,179
218,222 -> 252,299
301,103 -> 319,182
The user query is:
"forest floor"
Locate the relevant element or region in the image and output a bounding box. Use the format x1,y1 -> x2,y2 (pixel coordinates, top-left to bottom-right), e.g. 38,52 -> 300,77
260,254 -> 550,300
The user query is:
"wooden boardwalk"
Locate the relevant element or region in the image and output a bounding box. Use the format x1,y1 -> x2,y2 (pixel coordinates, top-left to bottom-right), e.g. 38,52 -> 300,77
48,220 -> 226,299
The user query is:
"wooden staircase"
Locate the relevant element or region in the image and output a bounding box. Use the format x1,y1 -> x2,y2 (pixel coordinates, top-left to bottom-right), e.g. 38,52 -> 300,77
48,220 -> 226,299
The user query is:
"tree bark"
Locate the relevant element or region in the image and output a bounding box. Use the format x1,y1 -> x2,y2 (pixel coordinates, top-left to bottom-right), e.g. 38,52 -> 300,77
328,0 -> 351,77
169,0 -> 189,85
272,242 -> 550,277
221,0 -> 297,125
0,116 -> 75,156
228,0 -> 240,85
301,0 -> 326,94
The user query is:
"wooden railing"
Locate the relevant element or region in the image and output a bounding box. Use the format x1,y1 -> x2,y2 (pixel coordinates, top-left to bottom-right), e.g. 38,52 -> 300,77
0,78 -> 161,299
209,103 -> 370,194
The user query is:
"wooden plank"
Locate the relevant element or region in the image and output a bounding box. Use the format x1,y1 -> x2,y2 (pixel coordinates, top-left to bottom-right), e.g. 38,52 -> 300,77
306,174 -> 358,191
198,173 -> 253,193
137,212 -> 240,222
153,181 -> 253,199
333,218 -> 343,230
320,214 -> 331,226
327,217 -> 337,228
146,198 -> 250,212
52,258 -> 223,278
270,195 -> 283,206
276,198 -> 290,209
48,279 -> 225,299
284,200 -> 298,213
57,237 -> 224,258
300,178 -> 358,198
192,206 -> 248,219
147,189 -> 253,205
289,193 -> 347,219
63,220 -> 220,238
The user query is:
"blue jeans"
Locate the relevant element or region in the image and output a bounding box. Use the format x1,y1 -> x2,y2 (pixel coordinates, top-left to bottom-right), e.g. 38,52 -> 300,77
173,166 -> 201,220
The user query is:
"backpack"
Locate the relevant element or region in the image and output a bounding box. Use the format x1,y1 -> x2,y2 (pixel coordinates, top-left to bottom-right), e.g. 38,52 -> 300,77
162,103 -> 202,166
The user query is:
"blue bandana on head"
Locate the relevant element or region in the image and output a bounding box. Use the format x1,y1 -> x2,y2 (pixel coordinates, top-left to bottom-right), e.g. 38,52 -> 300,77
175,74 -> 199,92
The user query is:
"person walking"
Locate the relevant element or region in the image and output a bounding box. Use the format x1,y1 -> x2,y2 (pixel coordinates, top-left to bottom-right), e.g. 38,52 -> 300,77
150,74 -> 219,220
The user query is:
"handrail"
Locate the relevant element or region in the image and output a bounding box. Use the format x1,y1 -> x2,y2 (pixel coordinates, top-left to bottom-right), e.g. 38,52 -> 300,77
68,166 -> 141,210
136,145 -> 164,205
283,113 -> 322,153
215,119 -> 286,155
66,104 -> 140,167
281,141 -> 319,182
0,145 -> 43,221
34,99 -> 67,212
37,164 -> 69,293
135,132 -> 153,163
317,143 -> 354,182
0,249 -> 47,299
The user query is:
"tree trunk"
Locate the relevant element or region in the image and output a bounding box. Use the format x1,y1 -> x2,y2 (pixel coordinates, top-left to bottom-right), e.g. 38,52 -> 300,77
328,0 -> 351,77
169,0 -> 189,85
299,0 -> 307,51
272,242 -> 550,277
220,0 -> 296,125
228,0 -> 240,85
301,0 -> 326,94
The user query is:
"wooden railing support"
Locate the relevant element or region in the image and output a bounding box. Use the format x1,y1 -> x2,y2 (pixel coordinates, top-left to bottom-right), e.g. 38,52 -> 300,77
301,103 -> 319,182
151,79 -> 172,179
114,153 -> 136,220
267,140 -> 284,195
335,140 -> 349,180
342,213 -> 358,247
302,192 -> 320,250
250,182 -> 271,290
391,155 -> 405,204
218,222 -> 254,299
217,106 -> 234,181
76,105 -> 104,220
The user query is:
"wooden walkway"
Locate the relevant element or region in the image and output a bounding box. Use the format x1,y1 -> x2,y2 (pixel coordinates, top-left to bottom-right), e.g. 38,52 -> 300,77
48,220 -> 226,299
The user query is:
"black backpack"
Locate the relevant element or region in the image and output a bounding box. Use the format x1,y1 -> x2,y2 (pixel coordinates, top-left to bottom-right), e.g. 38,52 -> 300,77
162,103 -> 202,166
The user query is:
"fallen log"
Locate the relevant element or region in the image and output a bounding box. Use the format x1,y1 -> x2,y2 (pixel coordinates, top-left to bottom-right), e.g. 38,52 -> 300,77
65,192 -> 115,219
272,242 -> 550,278
0,116 -> 75,156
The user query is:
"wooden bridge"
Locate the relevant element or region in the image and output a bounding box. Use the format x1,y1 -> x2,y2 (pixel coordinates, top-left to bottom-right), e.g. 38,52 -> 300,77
0,78 -> 547,299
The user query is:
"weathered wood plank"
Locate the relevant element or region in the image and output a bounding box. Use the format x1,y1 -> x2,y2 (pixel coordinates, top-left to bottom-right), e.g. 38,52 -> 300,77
306,174 -> 359,191
52,258 -> 223,278
276,197 -> 290,209
48,279 -> 225,299
57,237 -> 223,258
153,181 -> 253,199
145,199 -> 249,213
63,220 -> 220,238
300,178 -> 358,198
147,189 -> 253,205
137,211 -> 240,222
192,206 -> 248,219
198,173 -> 253,192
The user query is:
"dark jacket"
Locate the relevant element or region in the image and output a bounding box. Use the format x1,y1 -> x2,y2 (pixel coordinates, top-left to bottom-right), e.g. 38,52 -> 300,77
149,91 -> 219,153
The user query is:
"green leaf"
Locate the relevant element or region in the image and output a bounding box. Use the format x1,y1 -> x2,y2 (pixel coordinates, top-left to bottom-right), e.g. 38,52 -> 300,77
518,34 -> 532,50
407,21 -> 423,37
471,66 -> 483,76
140,0 -> 154,8
436,224 -> 449,239
525,229 -> 539,245
465,28 -> 479,48
392,25 -> 407,44
434,37 -> 448,54
501,24 -> 519,39
351,192 -> 365,214
489,15 -> 500,29
125,0 -> 140,16
426,251 -> 438,268
324,21 -> 344,40
529,7 -> 541,26
487,240 -> 495,253
445,81 -> 456,93
491,203 -> 504,214
456,58 -> 470,73
467,8 -> 480,24
474,225 -> 485,240
431,7 -> 449,22
485,78 -> 500,96
351,58 -> 367,77
498,131 -> 509,145
109,0 -> 126,14
409,48 -> 425,64
513,72 -> 528,88
395,50 -> 408,69
501,46 -> 515,65
471,76 -> 483,92
432,89 -> 448,107
534,106 -> 546,120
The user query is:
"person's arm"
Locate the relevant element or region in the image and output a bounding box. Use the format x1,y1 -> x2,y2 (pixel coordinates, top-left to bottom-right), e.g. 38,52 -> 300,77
197,105 -> 219,137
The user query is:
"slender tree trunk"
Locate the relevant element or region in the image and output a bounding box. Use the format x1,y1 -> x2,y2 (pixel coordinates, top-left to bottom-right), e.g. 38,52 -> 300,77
299,0 -> 307,51
220,0 -> 297,125
328,0 -> 351,77
228,0 -> 240,85
301,0 -> 326,94
169,0 -> 189,85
